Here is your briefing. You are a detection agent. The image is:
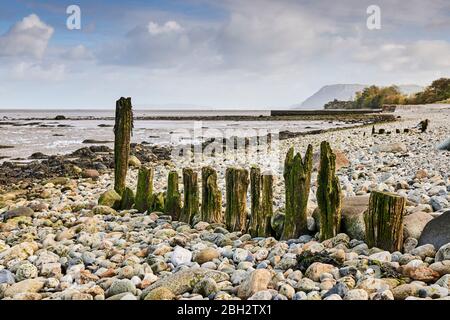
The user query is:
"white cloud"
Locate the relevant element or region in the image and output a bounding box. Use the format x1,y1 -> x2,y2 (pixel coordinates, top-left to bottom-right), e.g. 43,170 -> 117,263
353,40 -> 450,72
61,45 -> 95,61
147,21 -> 183,35
11,62 -> 66,81
0,14 -> 54,59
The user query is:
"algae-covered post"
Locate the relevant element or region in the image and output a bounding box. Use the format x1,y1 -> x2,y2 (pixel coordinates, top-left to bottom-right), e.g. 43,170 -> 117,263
281,145 -> 313,240
114,97 -> 133,197
165,170 -> 182,220
135,166 -> 154,213
225,167 -> 249,232
248,166 -> 262,237
365,191 -> 405,252
180,168 -> 199,224
201,166 -> 223,223
317,141 -> 342,241
249,168 -> 274,237
120,187 -> 135,210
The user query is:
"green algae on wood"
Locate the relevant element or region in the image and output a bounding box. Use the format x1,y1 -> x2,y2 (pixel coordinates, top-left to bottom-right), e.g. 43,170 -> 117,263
225,167 -> 249,232
201,166 -> 222,223
249,167 -> 274,237
135,166 -> 154,213
120,187 -> 135,210
281,145 -> 313,240
317,141 -> 343,241
149,192 -> 165,213
180,168 -> 199,224
164,170 -> 182,220
113,97 -> 133,198
365,190 -> 406,252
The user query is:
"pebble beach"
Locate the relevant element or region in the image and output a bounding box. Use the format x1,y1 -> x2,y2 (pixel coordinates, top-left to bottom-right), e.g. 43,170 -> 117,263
1,104 -> 450,301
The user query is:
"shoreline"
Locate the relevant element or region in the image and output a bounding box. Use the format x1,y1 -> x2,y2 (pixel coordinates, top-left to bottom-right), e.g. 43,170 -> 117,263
0,105 -> 449,301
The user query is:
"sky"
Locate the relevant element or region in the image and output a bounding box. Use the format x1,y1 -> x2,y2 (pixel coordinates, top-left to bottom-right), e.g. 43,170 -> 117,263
0,0 -> 449,109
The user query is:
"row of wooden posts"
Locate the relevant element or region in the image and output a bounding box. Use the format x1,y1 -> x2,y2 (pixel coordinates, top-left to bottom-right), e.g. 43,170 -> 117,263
110,97 -> 406,252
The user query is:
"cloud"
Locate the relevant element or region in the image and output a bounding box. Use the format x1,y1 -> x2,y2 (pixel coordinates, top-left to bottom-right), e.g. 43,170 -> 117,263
0,14 -> 54,59
10,62 -> 65,81
147,21 -> 183,35
61,45 -> 95,61
353,40 -> 450,72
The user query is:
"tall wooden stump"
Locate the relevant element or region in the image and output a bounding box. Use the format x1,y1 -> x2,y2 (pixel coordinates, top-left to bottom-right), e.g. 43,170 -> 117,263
317,141 -> 342,241
164,170 -> 182,220
248,167 -> 261,236
180,168 -> 199,224
365,191 -> 405,252
281,145 -> 313,240
225,167 -> 249,232
135,166 -> 154,213
114,97 -> 133,198
249,168 -> 273,237
201,166 -> 222,223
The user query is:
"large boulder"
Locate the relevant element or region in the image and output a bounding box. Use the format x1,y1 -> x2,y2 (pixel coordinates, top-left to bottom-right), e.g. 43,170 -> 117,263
314,196 -> 368,241
237,269 -> 272,299
340,196 -> 369,240
419,210 -> 450,249
140,268 -> 228,298
403,211 -> 434,239
98,189 -> 121,208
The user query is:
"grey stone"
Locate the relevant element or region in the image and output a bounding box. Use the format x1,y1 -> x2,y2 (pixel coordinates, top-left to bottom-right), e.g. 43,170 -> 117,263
403,211 -> 434,239
419,211 -> 450,249
1,207 -> 34,221
0,269 -> 15,284
437,137 -> 450,151
106,279 -> 137,297
436,243 -> 450,262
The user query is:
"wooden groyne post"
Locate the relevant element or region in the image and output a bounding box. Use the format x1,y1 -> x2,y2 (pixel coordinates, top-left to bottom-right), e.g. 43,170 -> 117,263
165,170 -> 182,220
114,97 -> 133,198
225,167 -> 249,232
281,146 -> 313,240
135,166 -> 154,213
201,166 -> 223,223
248,167 -> 274,237
365,191 -> 405,251
317,141 -> 342,241
180,168 -> 199,224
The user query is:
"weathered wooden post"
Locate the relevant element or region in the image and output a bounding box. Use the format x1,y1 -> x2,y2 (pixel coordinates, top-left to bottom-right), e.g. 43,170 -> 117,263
165,170 -> 182,220
201,166 -> 222,223
150,192 -> 165,213
248,167 -> 261,236
225,167 -> 249,232
135,166 -> 154,213
365,191 -> 405,251
419,119 -> 429,133
317,141 -> 342,241
180,168 -> 199,224
248,168 -> 273,237
120,187 -> 135,210
114,97 -> 133,198
281,145 -> 313,240
371,125 -> 376,135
